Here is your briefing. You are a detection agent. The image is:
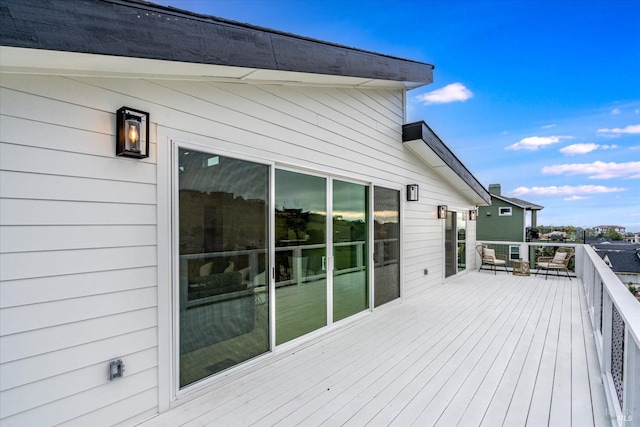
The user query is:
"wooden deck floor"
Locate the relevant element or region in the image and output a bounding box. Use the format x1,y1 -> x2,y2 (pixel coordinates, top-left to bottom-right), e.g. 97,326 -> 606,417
142,272 -> 610,427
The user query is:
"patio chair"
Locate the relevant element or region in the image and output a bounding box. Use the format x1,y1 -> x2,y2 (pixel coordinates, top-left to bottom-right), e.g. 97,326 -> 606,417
476,245 -> 508,274
535,247 -> 574,281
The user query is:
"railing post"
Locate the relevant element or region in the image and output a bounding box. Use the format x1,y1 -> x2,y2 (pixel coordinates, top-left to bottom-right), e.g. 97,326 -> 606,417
623,336 -> 639,425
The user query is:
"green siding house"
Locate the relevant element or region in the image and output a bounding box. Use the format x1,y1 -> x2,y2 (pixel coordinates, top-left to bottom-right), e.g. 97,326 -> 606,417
477,184 -> 543,242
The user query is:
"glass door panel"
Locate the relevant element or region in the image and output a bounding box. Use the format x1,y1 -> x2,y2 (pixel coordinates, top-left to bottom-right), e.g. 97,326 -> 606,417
177,148 -> 269,388
275,170 -> 327,345
373,187 -> 400,307
333,180 -> 369,321
445,211 -> 456,278
457,212 -> 467,272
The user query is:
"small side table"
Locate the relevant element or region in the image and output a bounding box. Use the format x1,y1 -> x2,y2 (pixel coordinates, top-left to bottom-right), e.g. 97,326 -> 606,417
513,259 -> 530,276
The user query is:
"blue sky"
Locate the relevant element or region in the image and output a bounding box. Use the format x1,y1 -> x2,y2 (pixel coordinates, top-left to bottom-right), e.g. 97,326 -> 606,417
164,0 -> 640,232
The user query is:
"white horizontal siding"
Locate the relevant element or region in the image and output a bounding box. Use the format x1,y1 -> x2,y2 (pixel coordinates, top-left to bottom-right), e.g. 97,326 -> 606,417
0,327 -> 157,391
0,224 -> 157,253
0,138 -> 156,184
0,286 -> 157,335
1,63 -> 478,425
1,72 -> 159,424
2,368 -> 158,426
0,199 -> 156,225
1,344 -> 157,414
0,246 -> 157,281
0,267 -> 156,308
0,169 -> 155,204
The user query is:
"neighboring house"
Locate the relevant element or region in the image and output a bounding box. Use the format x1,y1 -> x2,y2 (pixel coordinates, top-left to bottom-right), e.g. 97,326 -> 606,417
477,183 -> 543,243
591,242 -> 640,286
0,0 -> 490,425
594,225 -> 627,234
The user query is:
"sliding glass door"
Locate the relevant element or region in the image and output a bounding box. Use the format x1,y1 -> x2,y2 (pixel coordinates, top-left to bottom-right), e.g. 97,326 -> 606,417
175,152 -> 378,388
333,180 -> 369,322
177,148 -> 270,388
445,210 -> 467,278
373,187 -> 400,307
275,170 -> 327,345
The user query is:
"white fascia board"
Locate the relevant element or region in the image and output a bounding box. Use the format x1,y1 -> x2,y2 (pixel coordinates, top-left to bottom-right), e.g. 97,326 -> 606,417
0,46 -> 428,89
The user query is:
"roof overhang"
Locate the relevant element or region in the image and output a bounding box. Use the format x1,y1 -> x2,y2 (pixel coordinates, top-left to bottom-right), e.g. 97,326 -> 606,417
491,193 -> 544,211
402,121 -> 491,206
0,0 -> 434,89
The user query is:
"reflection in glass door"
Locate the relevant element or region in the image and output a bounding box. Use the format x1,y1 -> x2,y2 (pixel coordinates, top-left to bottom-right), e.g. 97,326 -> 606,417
445,211 -> 467,278
373,187 -> 400,307
333,180 -> 369,321
457,212 -> 467,272
275,170 -> 327,345
445,211 -> 456,278
177,148 -> 270,388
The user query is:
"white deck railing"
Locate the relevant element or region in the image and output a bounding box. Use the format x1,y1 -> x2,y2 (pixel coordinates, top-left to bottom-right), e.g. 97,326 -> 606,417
580,244 -> 639,426
478,241 -> 639,426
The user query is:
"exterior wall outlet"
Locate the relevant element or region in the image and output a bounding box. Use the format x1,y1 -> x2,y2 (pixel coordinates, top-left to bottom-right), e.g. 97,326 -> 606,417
109,359 -> 124,381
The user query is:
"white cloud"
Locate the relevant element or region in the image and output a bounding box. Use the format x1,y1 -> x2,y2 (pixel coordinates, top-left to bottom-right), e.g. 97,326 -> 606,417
564,195 -> 591,201
560,143 -> 599,155
611,108 -> 621,115
560,143 -> 618,155
511,185 -> 626,197
541,124 -> 556,129
416,83 -> 473,105
506,135 -> 572,151
542,161 -> 640,179
597,124 -> 640,135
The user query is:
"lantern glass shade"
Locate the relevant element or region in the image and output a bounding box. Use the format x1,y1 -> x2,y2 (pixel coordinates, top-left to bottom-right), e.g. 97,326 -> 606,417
469,210 -> 477,220
406,184 -> 419,201
116,107 -> 149,158
437,205 -> 447,219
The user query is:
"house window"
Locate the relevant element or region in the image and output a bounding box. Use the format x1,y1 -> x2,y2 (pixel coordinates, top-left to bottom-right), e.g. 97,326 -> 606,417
509,245 -> 520,261
499,207 -> 512,216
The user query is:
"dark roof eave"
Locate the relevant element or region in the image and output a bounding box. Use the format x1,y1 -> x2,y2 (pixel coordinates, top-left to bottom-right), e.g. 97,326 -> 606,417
491,194 -> 544,211
0,0 -> 434,85
402,121 -> 491,205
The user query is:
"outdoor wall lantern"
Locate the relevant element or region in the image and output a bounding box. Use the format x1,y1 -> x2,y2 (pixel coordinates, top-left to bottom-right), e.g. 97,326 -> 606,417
116,107 -> 149,159
406,184 -> 419,201
437,205 -> 447,219
469,210 -> 477,221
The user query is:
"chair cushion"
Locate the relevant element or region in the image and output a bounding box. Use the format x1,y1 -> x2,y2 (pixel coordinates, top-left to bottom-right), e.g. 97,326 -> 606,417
484,248 -> 496,258
552,252 -> 567,263
538,262 -> 565,269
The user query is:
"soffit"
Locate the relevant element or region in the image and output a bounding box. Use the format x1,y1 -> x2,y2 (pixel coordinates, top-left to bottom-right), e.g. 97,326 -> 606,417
402,121 -> 491,206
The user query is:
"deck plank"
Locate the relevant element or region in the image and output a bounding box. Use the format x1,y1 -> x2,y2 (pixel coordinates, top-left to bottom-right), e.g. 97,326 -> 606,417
140,272 -> 609,427
548,279 -> 574,427
263,277 -> 502,426
571,277 -> 597,427
407,276 -> 538,427
432,275 -> 544,426
479,276 -> 560,426
521,277 -> 566,426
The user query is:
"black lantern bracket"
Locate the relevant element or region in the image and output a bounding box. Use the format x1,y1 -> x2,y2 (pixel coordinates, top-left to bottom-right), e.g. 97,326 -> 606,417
116,107 -> 149,159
